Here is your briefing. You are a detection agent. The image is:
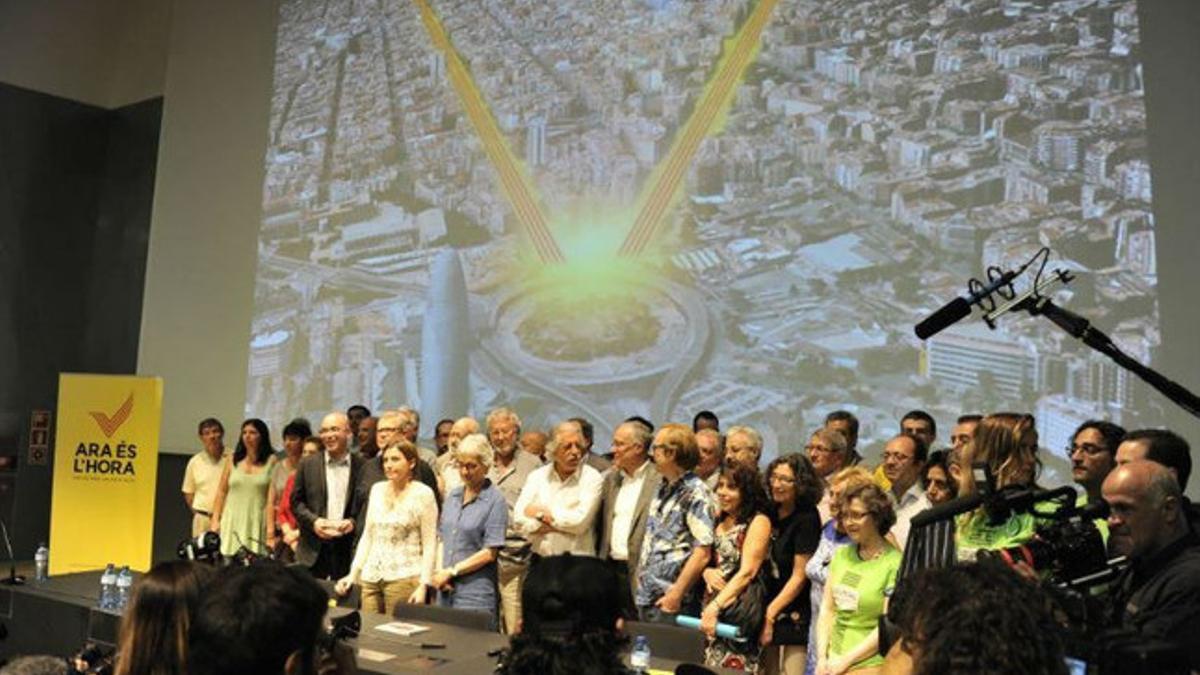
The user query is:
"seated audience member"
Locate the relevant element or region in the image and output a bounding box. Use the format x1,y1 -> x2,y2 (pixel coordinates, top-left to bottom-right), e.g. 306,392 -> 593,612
498,554 -> 632,675
815,483 -> 901,675
701,464 -> 772,672
188,563 -> 336,675
514,420 -> 604,557
114,560 -> 215,675
336,441 -> 438,615
694,410 -> 720,433
1103,461 -> 1200,671
1,656 -> 69,675
805,467 -> 874,675
880,434 -> 929,549
824,411 -> 861,466
761,453 -> 823,674
433,433 -> 508,629
807,428 -> 851,523
519,429 -> 549,461
954,413 -> 1041,561
291,412 -> 365,579
597,420 -> 662,617
1069,420 -> 1125,506
919,451 -> 955,506
882,559 -> 1068,675
695,429 -> 724,491
636,423 -> 716,624
725,425 -> 764,470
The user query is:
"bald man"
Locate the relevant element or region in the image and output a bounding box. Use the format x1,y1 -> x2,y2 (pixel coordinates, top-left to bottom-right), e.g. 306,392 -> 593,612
1103,461 -> 1200,670
290,411 -> 365,579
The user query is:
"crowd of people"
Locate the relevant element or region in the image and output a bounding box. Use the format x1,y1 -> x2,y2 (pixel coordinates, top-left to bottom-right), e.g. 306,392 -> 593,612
4,404 -> 1189,675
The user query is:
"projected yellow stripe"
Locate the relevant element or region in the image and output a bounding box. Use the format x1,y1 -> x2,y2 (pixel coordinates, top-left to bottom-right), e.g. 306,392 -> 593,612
619,0 -> 779,257
413,0 -> 564,263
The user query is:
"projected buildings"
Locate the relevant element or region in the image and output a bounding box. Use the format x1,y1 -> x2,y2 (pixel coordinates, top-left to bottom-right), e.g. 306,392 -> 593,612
248,0 -> 1162,458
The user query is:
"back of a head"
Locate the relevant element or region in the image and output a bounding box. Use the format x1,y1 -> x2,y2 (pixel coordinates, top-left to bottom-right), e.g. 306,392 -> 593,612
503,555 -> 627,674
0,656 -> 69,675
887,559 -> 1067,675
115,560 -> 215,675
188,563 -> 327,675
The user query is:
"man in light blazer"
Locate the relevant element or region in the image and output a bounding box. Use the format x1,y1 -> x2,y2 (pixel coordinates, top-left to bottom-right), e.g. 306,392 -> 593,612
291,411 -> 365,579
597,419 -> 662,617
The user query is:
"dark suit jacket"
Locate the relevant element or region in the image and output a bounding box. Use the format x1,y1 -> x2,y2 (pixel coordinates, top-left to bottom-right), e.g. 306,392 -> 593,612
290,450 -> 365,567
597,462 -> 662,591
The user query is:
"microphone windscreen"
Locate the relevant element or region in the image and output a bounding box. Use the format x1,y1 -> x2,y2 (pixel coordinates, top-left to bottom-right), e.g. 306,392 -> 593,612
914,297 -> 971,340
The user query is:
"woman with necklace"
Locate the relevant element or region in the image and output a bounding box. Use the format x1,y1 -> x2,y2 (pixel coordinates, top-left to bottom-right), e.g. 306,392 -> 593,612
336,440 -> 438,615
814,483 -> 900,675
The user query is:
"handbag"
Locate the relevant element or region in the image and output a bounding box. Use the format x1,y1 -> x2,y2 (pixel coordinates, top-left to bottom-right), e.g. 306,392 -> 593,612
715,525 -> 769,639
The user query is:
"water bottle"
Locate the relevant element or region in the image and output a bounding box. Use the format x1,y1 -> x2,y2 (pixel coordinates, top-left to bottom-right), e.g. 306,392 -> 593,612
116,566 -> 133,611
99,564 -> 117,609
33,543 -> 49,582
630,634 -> 651,672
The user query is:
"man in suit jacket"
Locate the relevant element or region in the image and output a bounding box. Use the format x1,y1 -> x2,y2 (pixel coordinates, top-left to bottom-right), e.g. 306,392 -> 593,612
597,420 -> 662,617
291,411 -> 364,579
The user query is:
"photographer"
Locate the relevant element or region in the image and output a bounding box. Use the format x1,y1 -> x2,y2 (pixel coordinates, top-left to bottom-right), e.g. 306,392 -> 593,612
1102,461 -> 1200,671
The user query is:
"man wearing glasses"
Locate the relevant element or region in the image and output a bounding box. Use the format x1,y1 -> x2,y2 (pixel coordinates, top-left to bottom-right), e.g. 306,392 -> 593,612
1070,420 -> 1126,543
881,434 -> 930,549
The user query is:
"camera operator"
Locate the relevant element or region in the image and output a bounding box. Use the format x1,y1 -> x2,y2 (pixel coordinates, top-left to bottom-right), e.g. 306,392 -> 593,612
1102,461 -> 1200,671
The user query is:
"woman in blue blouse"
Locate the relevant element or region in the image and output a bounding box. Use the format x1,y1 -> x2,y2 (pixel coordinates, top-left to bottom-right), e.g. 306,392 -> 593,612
431,433 -> 508,629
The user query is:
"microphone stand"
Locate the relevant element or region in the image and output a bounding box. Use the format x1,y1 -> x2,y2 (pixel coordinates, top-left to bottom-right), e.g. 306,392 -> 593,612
0,517 -> 25,585
1028,295 -> 1200,420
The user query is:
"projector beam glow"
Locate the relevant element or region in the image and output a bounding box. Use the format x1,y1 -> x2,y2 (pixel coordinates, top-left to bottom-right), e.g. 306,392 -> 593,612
413,0 -> 565,264
619,0 -> 780,257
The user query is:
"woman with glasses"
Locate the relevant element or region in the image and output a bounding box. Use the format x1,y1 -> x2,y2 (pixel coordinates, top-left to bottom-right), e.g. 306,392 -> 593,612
804,466 -> 873,675
761,453 -> 824,674
814,483 -> 900,675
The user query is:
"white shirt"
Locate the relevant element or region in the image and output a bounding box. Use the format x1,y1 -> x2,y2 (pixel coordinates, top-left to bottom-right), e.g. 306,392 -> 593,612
514,462 -> 603,557
891,482 -> 931,550
325,451 -> 352,520
610,460 -> 651,561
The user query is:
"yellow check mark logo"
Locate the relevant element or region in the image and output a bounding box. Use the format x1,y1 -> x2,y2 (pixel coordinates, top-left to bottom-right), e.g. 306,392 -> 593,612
89,393 -> 134,438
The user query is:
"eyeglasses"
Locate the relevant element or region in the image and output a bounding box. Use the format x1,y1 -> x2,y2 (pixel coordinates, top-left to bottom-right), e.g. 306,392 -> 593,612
1067,442 -> 1108,456
768,474 -> 796,485
377,426 -> 402,434
805,444 -> 836,455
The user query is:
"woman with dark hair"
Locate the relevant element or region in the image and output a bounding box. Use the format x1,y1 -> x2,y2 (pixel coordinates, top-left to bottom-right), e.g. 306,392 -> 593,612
815,482 -> 900,675
277,436 -> 322,559
920,451 -> 956,506
499,554 -> 633,674
701,463 -> 773,672
761,453 -> 823,674
210,418 -> 277,556
113,560 -> 215,675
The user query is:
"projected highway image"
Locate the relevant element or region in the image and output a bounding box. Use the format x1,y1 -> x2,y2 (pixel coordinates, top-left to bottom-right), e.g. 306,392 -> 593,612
249,0 -> 1160,462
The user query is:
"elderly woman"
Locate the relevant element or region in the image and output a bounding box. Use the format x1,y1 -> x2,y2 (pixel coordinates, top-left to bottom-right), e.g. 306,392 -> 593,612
432,433 -> 508,628
815,483 -> 900,675
336,440 -> 438,615
955,413 -> 1042,561
761,453 -> 824,674
804,467 -> 874,675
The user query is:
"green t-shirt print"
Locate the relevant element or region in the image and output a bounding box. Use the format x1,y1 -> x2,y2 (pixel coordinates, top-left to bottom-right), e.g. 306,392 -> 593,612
827,544 -> 902,669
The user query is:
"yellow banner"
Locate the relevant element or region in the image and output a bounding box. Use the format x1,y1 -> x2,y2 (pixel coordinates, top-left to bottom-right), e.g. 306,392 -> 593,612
49,374 -> 162,574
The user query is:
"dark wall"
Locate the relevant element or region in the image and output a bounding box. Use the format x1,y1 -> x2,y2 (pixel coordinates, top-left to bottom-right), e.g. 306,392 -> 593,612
0,83 -> 162,557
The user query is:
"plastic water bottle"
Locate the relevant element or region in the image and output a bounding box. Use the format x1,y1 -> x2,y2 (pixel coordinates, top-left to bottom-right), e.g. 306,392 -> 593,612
630,634 -> 651,672
99,564 -> 117,609
33,543 -> 49,582
115,566 -> 133,611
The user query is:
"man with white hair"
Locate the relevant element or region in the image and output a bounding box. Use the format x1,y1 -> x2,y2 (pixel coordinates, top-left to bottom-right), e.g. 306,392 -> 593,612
514,420 -> 604,558
725,425 -> 763,469
485,407 -> 543,634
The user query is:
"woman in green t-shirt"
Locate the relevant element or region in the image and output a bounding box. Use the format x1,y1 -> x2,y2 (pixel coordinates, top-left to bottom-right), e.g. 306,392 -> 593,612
954,413 -> 1041,561
815,483 -> 901,675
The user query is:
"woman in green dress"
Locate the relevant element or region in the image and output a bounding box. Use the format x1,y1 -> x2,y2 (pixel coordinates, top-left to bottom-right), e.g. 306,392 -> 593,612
210,418 -> 276,556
